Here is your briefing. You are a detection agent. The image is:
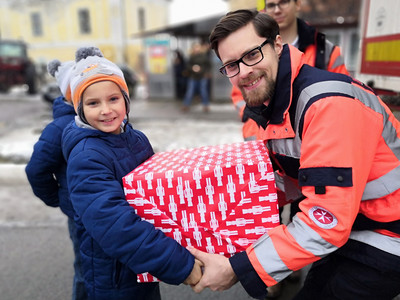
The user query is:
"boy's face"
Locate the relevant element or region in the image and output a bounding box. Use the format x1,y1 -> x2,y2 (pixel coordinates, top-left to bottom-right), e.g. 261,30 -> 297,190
82,80 -> 126,134
218,23 -> 282,107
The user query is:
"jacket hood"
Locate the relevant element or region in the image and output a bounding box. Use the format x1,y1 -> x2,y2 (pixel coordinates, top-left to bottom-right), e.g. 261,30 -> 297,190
52,96 -> 75,120
62,120 -> 105,160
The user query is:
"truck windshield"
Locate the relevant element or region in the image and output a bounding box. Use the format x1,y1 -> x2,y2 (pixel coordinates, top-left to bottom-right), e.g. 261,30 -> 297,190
0,44 -> 24,58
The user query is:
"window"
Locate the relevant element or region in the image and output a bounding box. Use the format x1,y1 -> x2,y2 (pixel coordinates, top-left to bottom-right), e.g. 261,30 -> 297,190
0,43 -> 25,58
138,7 -> 145,31
78,9 -> 91,34
347,31 -> 360,73
31,12 -> 43,36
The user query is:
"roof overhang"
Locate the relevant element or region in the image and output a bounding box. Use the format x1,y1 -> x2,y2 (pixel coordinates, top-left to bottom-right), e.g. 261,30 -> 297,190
133,14 -> 224,39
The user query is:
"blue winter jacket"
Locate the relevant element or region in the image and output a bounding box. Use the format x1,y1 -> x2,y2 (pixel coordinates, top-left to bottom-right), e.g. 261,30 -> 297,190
26,96 -> 76,218
62,120 -> 194,299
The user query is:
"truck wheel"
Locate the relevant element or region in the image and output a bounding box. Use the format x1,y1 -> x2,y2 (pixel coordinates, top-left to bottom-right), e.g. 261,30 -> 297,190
0,83 -> 9,93
26,64 -> 38,95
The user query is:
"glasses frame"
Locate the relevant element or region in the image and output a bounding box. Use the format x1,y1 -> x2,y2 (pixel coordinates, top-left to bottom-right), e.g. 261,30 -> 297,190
219,39 -> 272,78
265,0 -> 291,12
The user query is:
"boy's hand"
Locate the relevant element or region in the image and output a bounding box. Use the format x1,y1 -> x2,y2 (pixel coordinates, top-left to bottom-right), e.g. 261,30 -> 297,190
187,246 -> 238,293
183,259 -> 203,286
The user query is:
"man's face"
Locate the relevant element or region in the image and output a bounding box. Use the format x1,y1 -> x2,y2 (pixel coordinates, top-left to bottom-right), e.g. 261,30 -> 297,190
264,0 -> 300,31
218,23 -> 282,107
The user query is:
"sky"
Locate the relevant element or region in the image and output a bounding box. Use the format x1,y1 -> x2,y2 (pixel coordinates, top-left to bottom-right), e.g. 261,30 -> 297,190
168,0 -> 228,25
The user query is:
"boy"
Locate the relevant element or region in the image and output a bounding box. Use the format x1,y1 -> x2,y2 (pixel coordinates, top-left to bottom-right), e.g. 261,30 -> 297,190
26,59 -> 88,300
62,47 -> 201,299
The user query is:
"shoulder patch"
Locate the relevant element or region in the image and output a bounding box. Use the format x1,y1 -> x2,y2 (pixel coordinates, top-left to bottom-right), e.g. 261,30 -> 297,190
308,206 -> 337,229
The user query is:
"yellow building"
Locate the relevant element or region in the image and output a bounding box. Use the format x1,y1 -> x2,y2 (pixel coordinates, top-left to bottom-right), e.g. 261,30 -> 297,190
0,0 -> 170,72
228,0 -> 260,10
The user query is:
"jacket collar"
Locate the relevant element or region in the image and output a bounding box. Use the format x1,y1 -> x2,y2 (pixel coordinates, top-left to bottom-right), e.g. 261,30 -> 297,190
269,44 -> 293,124
297,18 -> 317,52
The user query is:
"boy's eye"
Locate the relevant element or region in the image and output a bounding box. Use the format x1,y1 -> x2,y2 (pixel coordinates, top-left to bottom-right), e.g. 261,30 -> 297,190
86,101 -> 98,106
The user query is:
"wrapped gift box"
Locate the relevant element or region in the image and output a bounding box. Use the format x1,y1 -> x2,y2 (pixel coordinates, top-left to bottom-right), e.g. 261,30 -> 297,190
123,140 -> 280,282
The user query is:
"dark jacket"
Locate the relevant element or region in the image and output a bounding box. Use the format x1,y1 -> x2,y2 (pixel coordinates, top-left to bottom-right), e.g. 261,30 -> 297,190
186,51 -> 211,80
26,96 -> 75,218
62,121 -> 194,299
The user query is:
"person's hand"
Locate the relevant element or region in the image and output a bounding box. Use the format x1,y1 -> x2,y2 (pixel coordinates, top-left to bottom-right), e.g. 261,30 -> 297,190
187,246 -> 238,293
183,259 -> 203,286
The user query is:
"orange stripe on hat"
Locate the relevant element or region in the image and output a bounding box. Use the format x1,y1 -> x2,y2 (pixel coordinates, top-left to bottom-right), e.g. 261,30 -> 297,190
72,73 -> 129,112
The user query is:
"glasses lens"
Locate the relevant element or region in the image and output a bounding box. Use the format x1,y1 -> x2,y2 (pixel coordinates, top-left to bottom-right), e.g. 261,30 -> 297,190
243,48 -> 263,66
266,0 -> 290,11
221,62 -> 239,77
280,0 -> 290,9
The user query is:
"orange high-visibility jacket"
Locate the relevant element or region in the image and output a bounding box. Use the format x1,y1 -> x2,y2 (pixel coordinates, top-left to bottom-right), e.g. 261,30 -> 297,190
229,44 -> 400,298
231,18 -> 349,141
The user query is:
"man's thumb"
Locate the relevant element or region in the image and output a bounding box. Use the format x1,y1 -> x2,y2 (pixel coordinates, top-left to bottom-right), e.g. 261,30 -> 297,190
187,246 -> 205,261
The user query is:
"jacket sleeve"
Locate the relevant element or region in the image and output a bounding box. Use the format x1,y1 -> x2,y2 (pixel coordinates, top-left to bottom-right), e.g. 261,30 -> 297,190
229,251 -> 268,299
25,123 -> 63,207
327,45 -> 349,75
231,95 -> 382,288
67,147 -> 194,285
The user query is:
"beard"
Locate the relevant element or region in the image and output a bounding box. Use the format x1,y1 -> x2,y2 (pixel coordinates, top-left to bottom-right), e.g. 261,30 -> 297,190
239,73 -> 275,107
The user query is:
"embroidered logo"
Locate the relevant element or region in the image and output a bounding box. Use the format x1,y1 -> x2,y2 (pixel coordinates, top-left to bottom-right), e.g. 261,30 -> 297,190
309,206 -> 337,229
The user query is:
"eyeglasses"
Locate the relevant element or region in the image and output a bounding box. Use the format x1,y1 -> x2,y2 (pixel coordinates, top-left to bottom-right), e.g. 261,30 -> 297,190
265,0 -> 291,12
219,39 -> 272,78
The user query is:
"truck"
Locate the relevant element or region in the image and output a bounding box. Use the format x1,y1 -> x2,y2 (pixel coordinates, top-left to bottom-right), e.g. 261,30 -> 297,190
0,39 -> 38,94
357,0 -> 400,105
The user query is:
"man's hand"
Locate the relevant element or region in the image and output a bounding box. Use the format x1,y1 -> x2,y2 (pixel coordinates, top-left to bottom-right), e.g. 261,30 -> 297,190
187,246 -> 238,293
183,259 -> 203,286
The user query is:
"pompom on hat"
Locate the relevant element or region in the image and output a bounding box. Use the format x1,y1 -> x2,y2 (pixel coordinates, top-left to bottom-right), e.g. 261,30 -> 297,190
70,46 -> 129,113
47,59 -> 74,102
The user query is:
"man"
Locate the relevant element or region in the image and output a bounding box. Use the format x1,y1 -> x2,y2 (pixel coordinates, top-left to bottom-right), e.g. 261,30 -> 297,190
236,2 -> 350,297
232,0 -> 349,141
188,9 -> 400,300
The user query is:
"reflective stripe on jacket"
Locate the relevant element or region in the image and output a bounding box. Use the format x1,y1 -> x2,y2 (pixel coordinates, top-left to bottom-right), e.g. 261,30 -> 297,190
235,44 -> 400,288
231,18 -> 349,140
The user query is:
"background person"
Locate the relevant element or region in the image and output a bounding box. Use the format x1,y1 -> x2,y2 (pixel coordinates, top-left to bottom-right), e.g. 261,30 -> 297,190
189,9 -> 400,300
181,42 -> 211,113
173,49 -> 187,100
232,0 -> 349,142
62,47 -> 202,299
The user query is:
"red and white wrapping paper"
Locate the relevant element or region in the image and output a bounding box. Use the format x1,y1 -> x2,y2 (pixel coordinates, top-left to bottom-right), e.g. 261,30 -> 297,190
122,140 -> 280,282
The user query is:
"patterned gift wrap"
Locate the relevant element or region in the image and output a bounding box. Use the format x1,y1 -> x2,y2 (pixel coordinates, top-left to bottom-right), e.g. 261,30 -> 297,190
123,140 -> 280,282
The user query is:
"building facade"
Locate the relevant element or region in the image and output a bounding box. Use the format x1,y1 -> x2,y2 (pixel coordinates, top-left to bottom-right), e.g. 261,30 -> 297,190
0,0 -> 170,72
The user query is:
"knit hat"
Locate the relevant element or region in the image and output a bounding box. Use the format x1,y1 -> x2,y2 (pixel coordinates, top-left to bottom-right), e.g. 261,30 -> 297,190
47,60 -> 74,102
70,47 -> 130,113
